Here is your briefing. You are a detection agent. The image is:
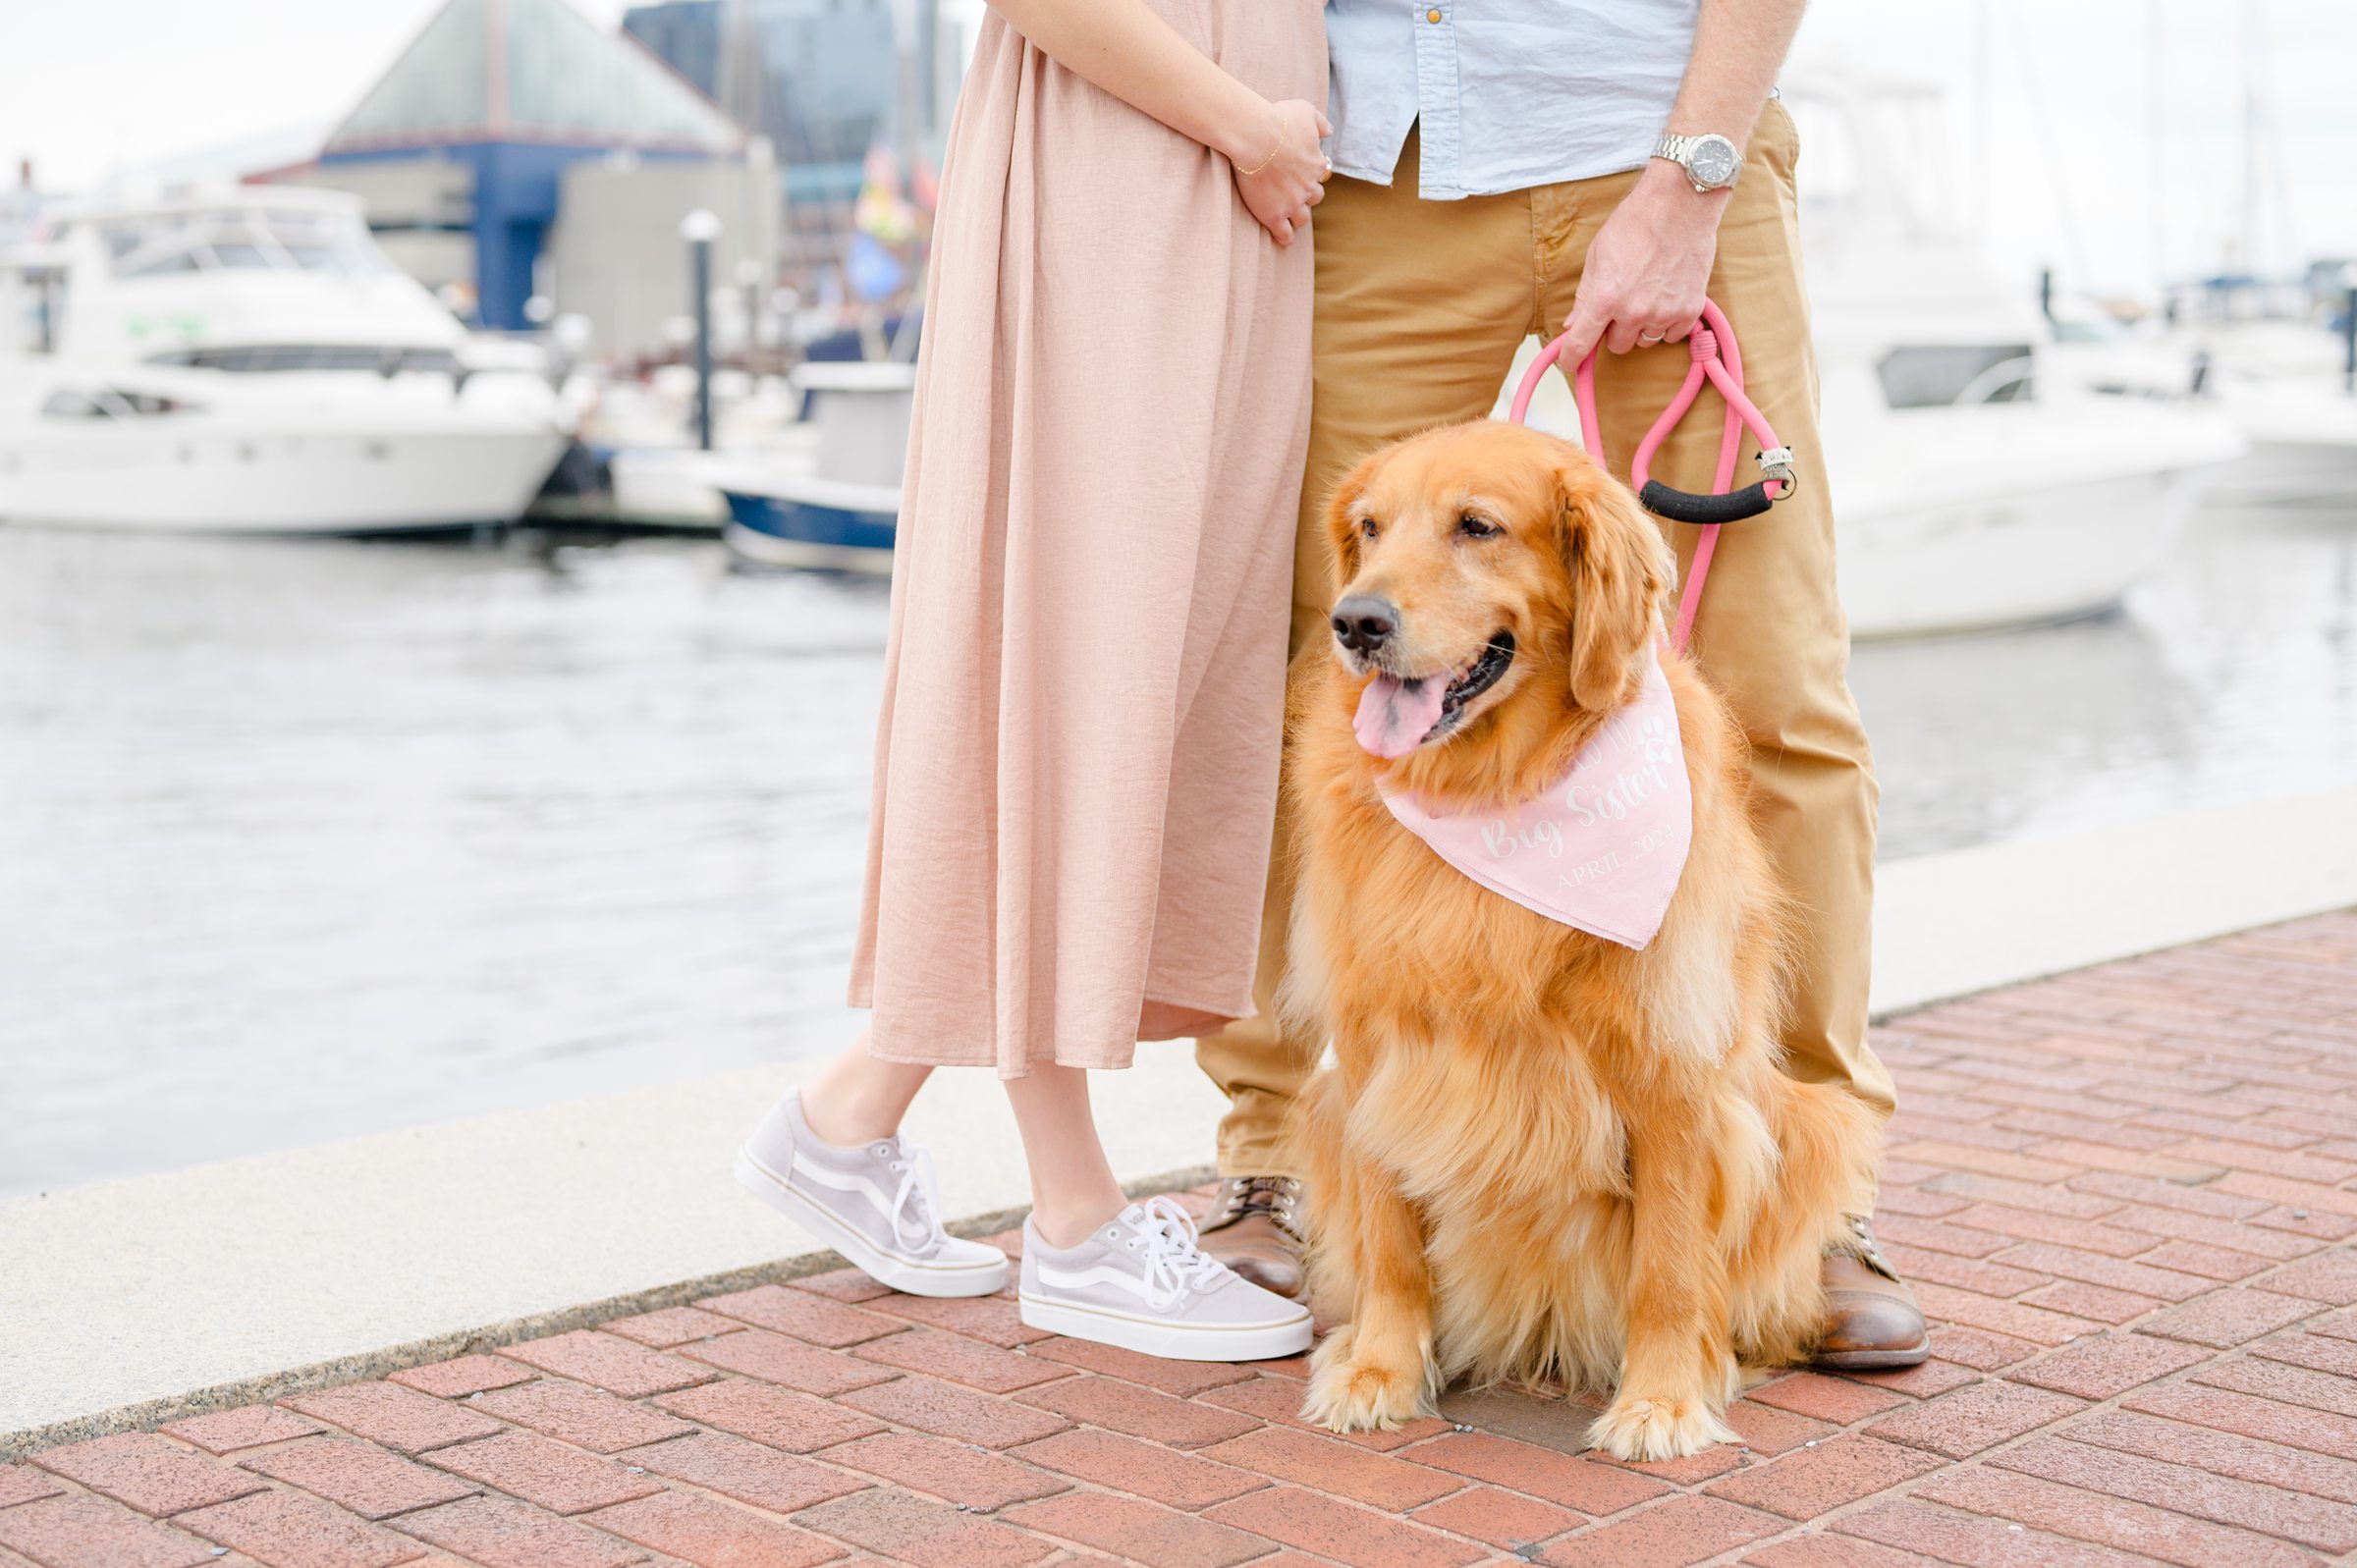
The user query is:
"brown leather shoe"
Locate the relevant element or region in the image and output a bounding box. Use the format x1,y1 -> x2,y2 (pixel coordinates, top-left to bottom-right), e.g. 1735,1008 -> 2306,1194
1813,1216 -> 1931,1370
1196,1176 -> 1306,1300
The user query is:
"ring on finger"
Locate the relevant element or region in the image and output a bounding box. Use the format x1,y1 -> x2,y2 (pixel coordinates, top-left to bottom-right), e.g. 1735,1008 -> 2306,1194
1638,328 -> 1666,344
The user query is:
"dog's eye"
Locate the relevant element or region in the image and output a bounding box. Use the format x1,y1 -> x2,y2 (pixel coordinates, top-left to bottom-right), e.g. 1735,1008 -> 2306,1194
1457,513 -> 1501,539
1358,517 -> 1379,540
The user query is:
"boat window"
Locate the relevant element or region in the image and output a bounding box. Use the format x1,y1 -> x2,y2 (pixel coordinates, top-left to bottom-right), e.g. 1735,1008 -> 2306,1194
100,206 -> 404,278
121,248 -> 201,277
40,388 -> 107,418
40,387 -> 192,417
140,344 -> 464,377
1877,345 -> 2036,408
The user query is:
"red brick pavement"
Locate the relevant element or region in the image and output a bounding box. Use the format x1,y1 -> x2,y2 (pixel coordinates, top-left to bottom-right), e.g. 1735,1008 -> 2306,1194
8,910 -> 2357,1567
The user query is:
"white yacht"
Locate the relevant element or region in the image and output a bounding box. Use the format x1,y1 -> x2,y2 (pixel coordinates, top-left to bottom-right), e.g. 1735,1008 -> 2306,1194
1781,66 -> 2249,638
0,187 -> 567,532
2169,302 -> 2357,507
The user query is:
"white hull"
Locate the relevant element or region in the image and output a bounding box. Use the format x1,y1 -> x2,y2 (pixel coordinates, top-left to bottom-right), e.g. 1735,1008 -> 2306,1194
0,362 -> 568,533
1837,467 -> 2209,638
0,418 -> 566,534
606,429 -> 819,529
2201,380 -> 2357,506
1826,392 -> 2244,639
608,448 -> 732,527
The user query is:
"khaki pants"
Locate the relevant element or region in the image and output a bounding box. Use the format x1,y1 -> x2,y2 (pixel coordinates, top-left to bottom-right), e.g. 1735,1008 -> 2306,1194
1195,106 -> 1894,1199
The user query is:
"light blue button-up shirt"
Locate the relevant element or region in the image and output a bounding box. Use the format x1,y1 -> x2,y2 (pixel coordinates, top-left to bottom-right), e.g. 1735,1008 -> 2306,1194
1325,0 -> 1700,199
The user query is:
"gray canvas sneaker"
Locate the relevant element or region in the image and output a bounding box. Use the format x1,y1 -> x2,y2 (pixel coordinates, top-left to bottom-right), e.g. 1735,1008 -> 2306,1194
1019,1196 -> 1313,1361
736,1089 -> 1009,1297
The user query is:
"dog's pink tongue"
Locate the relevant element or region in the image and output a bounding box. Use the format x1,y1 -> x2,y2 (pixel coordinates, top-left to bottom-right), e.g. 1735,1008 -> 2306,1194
1353,675 -> 1447,759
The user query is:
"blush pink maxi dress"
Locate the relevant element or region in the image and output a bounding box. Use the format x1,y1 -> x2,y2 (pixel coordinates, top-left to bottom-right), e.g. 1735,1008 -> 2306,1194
847,1 -> 1324,1076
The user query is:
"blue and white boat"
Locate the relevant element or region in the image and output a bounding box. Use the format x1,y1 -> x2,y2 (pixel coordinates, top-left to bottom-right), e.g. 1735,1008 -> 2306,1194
721,358 -> 911,572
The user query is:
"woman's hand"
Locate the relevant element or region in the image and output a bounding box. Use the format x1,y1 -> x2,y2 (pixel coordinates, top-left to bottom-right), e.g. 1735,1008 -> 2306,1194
1232,98 -> 1332,246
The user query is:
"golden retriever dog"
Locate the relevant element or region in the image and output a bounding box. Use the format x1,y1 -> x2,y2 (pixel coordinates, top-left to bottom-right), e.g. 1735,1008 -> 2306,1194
1286,419 -> 1879,1461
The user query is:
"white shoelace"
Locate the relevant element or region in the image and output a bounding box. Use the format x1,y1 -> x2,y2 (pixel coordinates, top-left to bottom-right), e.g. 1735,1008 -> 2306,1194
883,1143 -> 949,1251
1126,1196 -> 1229,1310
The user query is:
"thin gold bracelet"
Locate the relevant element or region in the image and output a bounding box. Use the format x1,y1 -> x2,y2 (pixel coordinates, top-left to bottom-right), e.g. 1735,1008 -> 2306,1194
1237,127 -> 1285,177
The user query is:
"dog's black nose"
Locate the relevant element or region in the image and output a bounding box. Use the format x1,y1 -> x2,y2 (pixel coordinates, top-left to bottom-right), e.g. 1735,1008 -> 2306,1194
1332,595 -> 1399,655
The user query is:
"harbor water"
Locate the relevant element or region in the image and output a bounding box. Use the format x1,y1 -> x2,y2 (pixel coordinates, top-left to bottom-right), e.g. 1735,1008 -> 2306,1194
4,505 -> 2354,1199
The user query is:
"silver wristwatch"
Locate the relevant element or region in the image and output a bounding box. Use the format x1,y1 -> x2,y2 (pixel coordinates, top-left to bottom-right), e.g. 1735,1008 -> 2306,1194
1652,131 -> 1741,192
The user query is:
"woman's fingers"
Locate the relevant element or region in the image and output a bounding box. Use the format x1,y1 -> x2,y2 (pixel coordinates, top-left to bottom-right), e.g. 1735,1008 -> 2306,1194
1305,183 -> 1325,206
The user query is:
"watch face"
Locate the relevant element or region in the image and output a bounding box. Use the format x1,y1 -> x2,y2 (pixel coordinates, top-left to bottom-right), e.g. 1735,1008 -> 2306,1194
1688,136 -> 1739,187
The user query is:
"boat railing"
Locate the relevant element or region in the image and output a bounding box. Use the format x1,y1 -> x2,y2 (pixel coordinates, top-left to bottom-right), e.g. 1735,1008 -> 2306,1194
1950,354 -> 2039,407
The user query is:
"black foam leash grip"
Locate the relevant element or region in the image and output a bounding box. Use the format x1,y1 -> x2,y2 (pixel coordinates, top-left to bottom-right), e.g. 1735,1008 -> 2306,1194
1637,479 -> 1776,525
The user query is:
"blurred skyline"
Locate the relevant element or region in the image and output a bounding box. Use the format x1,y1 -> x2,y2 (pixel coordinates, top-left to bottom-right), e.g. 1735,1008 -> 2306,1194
3,0 -> 2353,298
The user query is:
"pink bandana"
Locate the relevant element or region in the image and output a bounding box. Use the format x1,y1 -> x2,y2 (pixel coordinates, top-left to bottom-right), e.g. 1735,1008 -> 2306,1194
1376,648 -> 1692,949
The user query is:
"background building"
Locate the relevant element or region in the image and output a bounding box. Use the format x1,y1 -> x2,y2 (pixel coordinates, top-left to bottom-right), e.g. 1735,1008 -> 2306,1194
275,0 -> 778,359
624,0 -> 966,270
624,0 -> 953,193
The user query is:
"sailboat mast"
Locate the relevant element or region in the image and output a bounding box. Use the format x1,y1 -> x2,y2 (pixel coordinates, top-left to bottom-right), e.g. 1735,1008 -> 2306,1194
2240,2 -> 2261,275
2148,0 -> 2165,290
890,0 -> 927,189
1971,0 -> 1993,232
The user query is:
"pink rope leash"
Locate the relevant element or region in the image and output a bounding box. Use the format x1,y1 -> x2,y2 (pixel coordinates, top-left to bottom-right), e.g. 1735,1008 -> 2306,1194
1507,298 -> 1795,654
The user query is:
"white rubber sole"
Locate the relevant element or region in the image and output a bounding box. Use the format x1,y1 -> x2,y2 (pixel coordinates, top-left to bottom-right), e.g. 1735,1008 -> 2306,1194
734,1146 -> 1009,1298
1018,1290 -> 1313,1363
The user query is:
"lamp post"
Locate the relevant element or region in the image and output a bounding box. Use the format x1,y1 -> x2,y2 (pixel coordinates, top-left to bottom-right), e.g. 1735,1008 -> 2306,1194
2342,280 -> 2355,399
681,208 -> 722,451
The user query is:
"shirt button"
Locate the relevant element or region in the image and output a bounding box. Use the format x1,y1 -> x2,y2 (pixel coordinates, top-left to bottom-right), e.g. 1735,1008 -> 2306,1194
1427,7 -> 1443,20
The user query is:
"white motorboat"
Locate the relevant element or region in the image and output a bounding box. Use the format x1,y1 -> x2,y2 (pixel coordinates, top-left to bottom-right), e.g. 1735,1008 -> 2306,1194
720,359 -> 911,571
0,361 -> 564,533
1783,65 -> 2248,637
0,187 -> 568,532
2197,371 -> 2357,506
2173,311 -> 2357,507
1820,367 -> 2246,638
2048,293 -> 2357,509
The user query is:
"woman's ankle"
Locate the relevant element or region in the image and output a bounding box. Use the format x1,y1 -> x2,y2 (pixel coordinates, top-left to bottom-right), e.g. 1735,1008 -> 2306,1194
798,1082 -> 901,1148
798,1041 -> 930,1147
1029,1191 -> 1126,1250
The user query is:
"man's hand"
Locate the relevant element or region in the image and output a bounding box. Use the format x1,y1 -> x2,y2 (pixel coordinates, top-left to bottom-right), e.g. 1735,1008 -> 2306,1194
1558,162 -> 1731,364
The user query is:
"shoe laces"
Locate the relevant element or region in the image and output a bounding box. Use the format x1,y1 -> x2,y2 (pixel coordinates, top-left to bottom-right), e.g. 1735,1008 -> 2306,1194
1839,1214 -> 1901,1282
882,1143 -> 949,1252
1213,1175 -> 1304,1242
1124,1196 -> 1229,1310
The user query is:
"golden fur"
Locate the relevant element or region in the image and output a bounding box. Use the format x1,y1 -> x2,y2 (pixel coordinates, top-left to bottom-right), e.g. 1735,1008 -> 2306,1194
1285,420 -> 1878,1460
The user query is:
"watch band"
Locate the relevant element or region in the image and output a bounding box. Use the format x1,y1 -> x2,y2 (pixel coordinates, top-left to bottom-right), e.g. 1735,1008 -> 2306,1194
1652,131 -> 1740,192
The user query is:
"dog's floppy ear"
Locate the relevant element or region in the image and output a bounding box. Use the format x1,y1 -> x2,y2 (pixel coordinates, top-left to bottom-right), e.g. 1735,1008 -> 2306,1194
1321,458 -> 1377,586
1558,455 -> 1672,711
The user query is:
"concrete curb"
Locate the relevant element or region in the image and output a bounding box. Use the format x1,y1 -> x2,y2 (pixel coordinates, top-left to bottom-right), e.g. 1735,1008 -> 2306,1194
0,1162 -> 1214,1463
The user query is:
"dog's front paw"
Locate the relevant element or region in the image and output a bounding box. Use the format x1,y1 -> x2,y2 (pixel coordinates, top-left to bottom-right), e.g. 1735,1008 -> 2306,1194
1301,1325 -> 1434,1433
1587,1392 -> 1739,1462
